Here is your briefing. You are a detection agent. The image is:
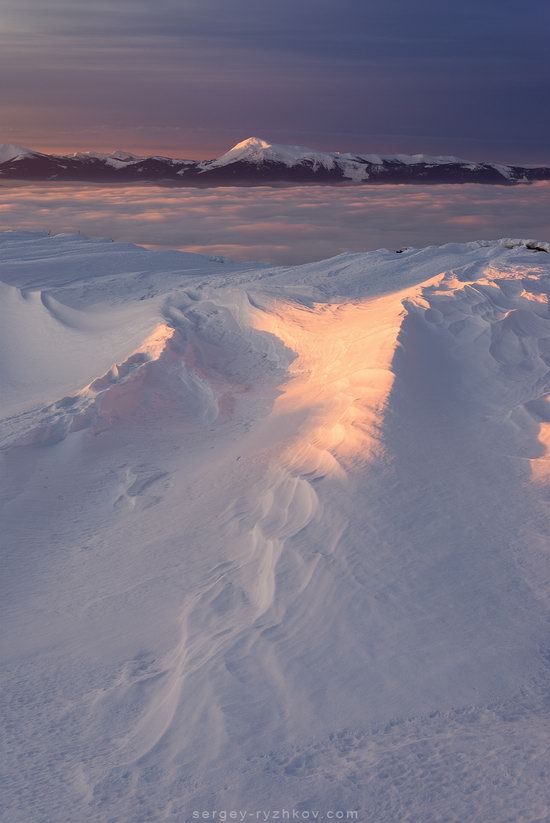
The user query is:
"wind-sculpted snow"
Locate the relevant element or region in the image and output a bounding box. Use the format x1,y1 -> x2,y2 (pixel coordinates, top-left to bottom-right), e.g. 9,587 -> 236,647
1,232 -> 550,822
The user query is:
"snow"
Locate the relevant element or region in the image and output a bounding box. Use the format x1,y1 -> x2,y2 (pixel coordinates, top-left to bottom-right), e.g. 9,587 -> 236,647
0,138 -> 532,183
63,150 -> 195,169
66,150 -> 144,169
201,136 -> 341,171
382,151 -> 471,165
200,137 -> 477,179
0,144 -> 34,163
2,231 -> 550,822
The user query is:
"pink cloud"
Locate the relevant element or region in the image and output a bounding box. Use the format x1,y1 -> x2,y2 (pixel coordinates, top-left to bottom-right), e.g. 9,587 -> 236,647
0,181 -> 548,264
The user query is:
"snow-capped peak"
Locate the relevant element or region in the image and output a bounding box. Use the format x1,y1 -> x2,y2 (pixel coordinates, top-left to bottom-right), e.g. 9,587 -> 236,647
231,137 -> 272,153
0,144 -> 34,163
207,137 -> 279,167
203,136 -> 339,171
202,138 -> 476,178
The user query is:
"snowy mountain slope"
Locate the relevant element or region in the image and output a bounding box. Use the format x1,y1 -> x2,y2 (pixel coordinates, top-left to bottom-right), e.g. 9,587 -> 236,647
199,136 -> 361,172
199,136 -> 474,176
1,137 -> 549,185
0,144 -> 34,163
1,232 -> 550,822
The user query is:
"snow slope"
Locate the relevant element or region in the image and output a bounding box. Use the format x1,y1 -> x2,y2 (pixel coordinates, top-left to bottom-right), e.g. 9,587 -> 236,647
1,231 -> 550,822
201,136 -> 348,169
0,144 -> 34,163
202,136 -> 471,174
197,137 -> 486,182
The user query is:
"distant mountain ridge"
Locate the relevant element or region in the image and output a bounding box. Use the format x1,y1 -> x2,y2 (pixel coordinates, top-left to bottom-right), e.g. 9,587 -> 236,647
1,136 -> 549,186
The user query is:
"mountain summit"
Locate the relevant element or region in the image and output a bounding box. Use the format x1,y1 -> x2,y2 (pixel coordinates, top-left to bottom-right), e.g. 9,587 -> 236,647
0,144 -> 34,164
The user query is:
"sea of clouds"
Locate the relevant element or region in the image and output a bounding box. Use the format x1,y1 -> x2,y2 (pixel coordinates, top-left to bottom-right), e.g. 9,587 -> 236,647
1,181 -> 549,264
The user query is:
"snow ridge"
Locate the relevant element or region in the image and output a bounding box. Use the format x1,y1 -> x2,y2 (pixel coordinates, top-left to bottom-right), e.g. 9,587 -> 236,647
1,232 -> 550,822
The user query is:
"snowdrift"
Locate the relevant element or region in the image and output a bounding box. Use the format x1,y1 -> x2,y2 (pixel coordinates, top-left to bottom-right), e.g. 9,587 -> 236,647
1,231 -> 550,822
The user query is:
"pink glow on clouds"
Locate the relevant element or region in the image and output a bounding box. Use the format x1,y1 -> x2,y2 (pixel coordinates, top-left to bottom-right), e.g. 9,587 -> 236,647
0,182 -> 549,265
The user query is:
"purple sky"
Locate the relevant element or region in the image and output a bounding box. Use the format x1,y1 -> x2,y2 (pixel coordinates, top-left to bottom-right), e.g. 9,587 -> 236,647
1,0 -> 549,163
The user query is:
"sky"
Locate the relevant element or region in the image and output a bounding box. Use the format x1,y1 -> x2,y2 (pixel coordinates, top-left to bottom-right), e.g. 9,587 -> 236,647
0,0 -> 549,163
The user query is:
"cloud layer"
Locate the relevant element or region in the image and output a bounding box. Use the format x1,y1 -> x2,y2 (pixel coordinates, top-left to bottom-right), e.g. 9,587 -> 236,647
1,182 -> 549,265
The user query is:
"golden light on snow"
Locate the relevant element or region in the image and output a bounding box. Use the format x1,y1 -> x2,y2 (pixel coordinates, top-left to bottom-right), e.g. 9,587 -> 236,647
249,290 -> 413,477
530,405 -> 550,484
137,322 -> 175,359
532,431 -> 550,481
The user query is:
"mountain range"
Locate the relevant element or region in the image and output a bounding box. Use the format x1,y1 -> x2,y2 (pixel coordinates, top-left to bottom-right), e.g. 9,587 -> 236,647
1,137 -> 549,186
